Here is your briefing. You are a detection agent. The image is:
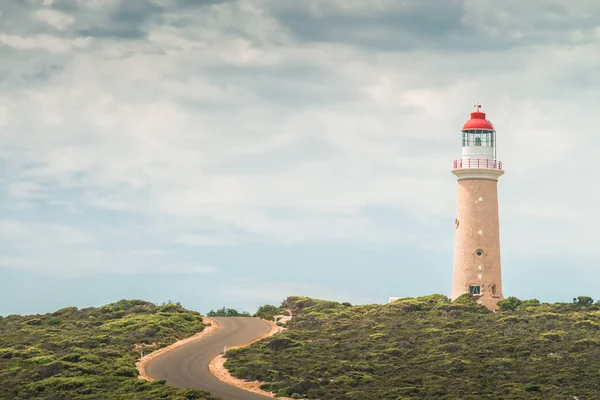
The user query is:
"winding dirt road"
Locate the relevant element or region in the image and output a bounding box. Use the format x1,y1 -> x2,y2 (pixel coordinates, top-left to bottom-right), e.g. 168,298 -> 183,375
145,317 -> 272,400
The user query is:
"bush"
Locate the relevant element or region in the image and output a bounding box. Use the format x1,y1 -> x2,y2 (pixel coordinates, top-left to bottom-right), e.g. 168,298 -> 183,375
0,300 -> 219,400
38,362 -> 63,379
113,366 -> 137,377
207,307 -> 251,317
226,295 -> 600,399
497,296 -> 522,311
573,296 -> 594,306
254,304 -> 281,320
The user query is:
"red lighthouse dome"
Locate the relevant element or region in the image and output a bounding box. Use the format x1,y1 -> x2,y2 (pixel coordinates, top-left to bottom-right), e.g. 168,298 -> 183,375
462,105 -> 495,130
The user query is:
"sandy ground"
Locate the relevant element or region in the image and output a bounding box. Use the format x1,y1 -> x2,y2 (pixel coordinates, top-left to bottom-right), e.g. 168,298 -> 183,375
136,317 -> 219,382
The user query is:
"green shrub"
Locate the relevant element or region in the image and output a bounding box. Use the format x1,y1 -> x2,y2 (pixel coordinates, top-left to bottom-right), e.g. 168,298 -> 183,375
573,296 -> 594,306
254,304 -> 282,320
206,307 -> 251,317
0,300 -> 218,400
60,353 -> 82,362
497,296 -> 522,311
29,355 -> 55,364
113,366 -> 137,377
226,295 -> 600,399
540,331 -> 566,341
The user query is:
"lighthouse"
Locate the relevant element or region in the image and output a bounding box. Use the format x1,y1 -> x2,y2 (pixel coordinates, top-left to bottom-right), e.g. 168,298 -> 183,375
451,105 -> 504,310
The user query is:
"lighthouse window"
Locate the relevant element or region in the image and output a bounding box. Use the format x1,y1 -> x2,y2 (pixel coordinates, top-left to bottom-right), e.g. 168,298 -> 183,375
462,130 -> 494,147
469,285 -> 481,295
475,249 -> 484,257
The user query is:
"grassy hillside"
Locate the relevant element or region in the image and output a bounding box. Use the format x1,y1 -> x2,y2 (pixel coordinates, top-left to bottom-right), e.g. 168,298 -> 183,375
225,295 -> 600,400
0,299 -> 219,400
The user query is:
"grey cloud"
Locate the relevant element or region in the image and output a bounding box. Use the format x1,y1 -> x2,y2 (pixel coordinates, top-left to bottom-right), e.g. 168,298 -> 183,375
0,1 -> 42,35
0,0 -> 232,40
1,0 -> 599,317
0,46 -> 66,90
173,0 -> 237,8
271,0 -> 467,51
3,0 -> 598,51
267,0 -> 600,51
19,61 -> 64,83
74,1 -> 164,40
204,137 -> 337,175
204,64 -> 356,107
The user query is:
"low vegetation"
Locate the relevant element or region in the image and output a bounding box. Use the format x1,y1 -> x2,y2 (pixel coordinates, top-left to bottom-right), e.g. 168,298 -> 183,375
0,299 -> 219,400
225,295 -> 600,399
253,304 -> 284,321
206,307 -> 251,317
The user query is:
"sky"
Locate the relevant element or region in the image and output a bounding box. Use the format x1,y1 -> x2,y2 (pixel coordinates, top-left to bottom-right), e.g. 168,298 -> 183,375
1,0 -> 600,316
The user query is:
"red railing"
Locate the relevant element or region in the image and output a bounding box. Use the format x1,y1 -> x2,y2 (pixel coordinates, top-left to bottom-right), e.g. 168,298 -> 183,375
453,159 -> 503,169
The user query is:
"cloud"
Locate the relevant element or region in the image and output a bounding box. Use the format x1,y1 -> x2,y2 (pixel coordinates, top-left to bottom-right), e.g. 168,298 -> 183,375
175,234 -> 234,247
7,182 -> 48,199
0,220 -> 98,274
0,219 -> 216,276
131,248 -> 171,256
33,8 -> 75,30
269,0 -> 600,51
0,33 -> 92,53
0,219 -> 96,245
1,0 -> 600,296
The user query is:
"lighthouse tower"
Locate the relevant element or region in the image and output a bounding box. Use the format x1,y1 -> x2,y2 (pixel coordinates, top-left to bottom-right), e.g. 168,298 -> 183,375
451,105 -> 504,310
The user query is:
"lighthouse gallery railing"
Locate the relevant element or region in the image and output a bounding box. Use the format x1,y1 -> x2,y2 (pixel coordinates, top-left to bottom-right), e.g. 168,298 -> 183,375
453,159 -> 503,170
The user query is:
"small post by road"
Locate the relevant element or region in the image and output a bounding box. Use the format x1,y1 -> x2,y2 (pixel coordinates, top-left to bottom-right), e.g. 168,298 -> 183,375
223,345 -> 227,354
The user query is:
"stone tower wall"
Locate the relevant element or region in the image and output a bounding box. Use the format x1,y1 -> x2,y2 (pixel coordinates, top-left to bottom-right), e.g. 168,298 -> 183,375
452,178 -> 503,310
